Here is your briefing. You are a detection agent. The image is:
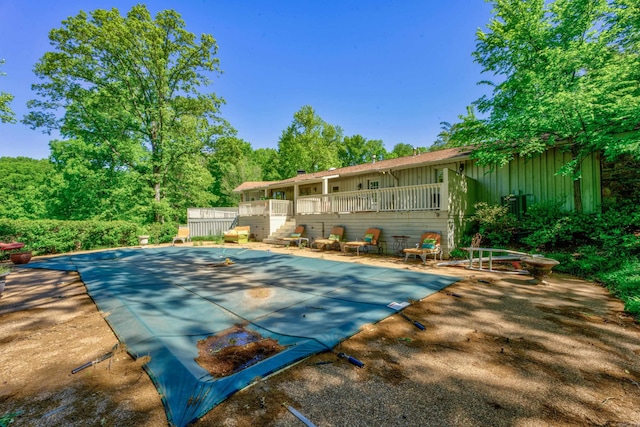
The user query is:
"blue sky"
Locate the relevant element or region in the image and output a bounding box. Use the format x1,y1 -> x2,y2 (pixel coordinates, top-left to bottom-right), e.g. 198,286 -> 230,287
0,1 -> 494,159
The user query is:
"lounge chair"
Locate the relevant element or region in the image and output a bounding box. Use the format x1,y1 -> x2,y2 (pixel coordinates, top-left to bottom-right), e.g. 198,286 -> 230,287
311,226 -> 344,251
172,225 -> 191,246
278,225 -> 308,248
342,228 -> 382,255
0,242 -> 25,252
224,226 -> 250,244
403,231 -> 442,264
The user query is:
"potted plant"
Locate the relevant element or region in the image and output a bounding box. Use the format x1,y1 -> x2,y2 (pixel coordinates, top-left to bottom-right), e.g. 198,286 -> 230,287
137,226 -> 150,246
9,248 -> 32,265
0,265 -> 12,296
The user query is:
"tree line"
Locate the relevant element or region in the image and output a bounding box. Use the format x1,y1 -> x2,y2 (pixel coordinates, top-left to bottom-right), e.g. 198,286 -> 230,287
1,1 -> 638,225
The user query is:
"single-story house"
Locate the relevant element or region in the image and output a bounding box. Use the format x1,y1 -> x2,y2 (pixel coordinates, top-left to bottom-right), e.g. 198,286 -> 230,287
232,146 -> 602,258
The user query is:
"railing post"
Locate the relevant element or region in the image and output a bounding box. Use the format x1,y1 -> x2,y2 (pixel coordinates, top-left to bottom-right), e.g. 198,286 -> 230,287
441,169 -> 449,211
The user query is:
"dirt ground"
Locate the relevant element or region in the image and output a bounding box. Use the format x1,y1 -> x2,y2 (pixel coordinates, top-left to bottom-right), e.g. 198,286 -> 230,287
1,242 -> 639,427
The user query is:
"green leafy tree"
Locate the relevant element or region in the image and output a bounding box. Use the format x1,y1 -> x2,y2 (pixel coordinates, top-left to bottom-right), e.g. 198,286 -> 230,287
251,148 -> 281,181
433,107 -> 486,150
277,105 -> 343,178
47,138 -> 150,221
467,0 -> 640,212
208,134 -> 262,206
0,59 -> 15,124
432,122 -> 453,151
0,157 -> 54,219
338,134 -> 387,166
387,143 -> 416,158
23,5 -> 224,222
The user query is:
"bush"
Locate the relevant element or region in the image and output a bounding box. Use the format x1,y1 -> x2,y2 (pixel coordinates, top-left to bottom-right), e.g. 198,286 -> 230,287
148,222 -> 181,245
519,201 -> 640,254
520,201 -> 579,250
597,258 -> 640,316
460,199 -> 640,318
0,219 -> 169,258
468,199 -> 517,247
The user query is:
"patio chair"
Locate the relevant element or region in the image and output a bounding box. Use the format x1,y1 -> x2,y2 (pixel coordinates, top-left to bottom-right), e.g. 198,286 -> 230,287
0,241 -> 25,252
311,226 -> 345,251
224,226 -> 250,244
403,231 -> 443,264
172,225 -> 191,246
278,225 -> 308,248
342,228 -> 382,255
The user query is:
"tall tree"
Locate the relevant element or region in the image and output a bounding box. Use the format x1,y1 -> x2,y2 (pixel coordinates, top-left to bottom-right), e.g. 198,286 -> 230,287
0,59 -> 15,124
433,107 -> 485,150
467,0 -> 640,212
277,105 -> 342,178
24,5 -> 224,222
387,143 -> 416,158
208,134 -> 261,206
251,148 -> 281,181
338,134 -> 387,166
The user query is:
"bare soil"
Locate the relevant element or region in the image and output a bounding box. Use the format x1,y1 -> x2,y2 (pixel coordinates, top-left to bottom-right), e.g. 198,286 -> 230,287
1,243 -> 639,427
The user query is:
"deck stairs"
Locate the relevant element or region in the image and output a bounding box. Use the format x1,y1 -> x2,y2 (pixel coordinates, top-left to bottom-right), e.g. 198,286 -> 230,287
262,219 -> 298,244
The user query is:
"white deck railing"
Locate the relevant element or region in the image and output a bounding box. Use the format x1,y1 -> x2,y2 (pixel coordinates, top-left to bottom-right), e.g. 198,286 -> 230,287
296,183 -> 443,214
238,199 -> 293,217
187,208 -> 238,219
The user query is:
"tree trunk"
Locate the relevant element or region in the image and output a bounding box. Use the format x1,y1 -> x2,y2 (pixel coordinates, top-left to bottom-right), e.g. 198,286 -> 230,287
154,182 -> 164,223
573,178 -> 583,214
571,146 -> 583,214
154,182 -> 161,202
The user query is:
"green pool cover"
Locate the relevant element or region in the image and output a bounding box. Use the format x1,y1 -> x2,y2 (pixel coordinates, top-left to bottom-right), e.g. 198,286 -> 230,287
24,247 -> 459,426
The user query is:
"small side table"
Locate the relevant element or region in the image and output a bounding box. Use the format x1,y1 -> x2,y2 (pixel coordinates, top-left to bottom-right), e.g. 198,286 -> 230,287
392,235 -> 410,256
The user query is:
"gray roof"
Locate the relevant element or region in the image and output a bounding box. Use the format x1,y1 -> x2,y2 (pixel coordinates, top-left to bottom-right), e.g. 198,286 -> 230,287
233,147 -> 472,192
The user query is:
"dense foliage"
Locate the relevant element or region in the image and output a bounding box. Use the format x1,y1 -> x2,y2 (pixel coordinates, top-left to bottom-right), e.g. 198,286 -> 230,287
447,0 -> 640,212
24,5 -> 225,223
466,199 -> 640,316
0,219 -> 138,256
0,157 -> 54,219
0,219 -> 179,259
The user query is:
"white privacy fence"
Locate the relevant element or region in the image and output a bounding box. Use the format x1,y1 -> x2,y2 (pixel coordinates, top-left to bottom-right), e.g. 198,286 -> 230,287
187,208 -> 239,237
187,208 -> 238,219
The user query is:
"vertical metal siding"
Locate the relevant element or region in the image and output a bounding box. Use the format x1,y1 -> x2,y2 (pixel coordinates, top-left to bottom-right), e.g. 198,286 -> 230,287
465,147 -> 599,212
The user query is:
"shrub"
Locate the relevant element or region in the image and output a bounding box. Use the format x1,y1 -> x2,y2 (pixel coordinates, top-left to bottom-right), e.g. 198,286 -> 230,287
519,201 -> 579,250
468,199 -> 517,247
598,258 -> 640,316
461,198 -> 640,318
0,219 -> 155,258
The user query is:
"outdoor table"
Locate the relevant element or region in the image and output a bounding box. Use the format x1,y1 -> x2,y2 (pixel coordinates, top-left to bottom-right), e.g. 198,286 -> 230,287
391,235 -> 410,255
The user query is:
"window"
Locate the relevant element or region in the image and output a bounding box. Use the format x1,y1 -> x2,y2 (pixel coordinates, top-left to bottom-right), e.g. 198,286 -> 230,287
332,186 -> 339,193
368,181 -> 379,190
435,169 -> 444,183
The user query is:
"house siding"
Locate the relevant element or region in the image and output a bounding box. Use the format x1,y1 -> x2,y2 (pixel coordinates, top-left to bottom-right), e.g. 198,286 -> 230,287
464,147 -> 601,213
233,146 -> 604,255
320,160 -> 463,193
236,215 -> 288,242
293,211 -> 452,256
